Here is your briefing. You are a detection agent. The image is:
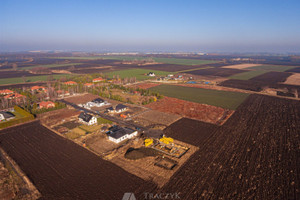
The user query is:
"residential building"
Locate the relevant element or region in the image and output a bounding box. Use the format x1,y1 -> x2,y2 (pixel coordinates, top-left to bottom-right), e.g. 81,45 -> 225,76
39,101 -> 55,109
147,72 -> 155,77
78,112 -> 97,125
84,83 -> 93,87
107,126 -> 138,143
93,77 -> 103,83
0,89 -> 14,95
4,93 -> 24,100
64,81 -> 77,85
86,98 -> 108,107
107,104 -> 128,113
31,86 -> 46,92
0,111 -> 15,121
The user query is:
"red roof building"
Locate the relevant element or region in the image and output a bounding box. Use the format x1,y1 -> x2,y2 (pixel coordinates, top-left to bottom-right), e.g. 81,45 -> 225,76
39,101 -> 55,109
84,83 -> 93,87
92,77 -> 103,83
31,86 -> 46,91
64,81 -> 77,85
0,89 -> 14,95
4,93 -> 24,100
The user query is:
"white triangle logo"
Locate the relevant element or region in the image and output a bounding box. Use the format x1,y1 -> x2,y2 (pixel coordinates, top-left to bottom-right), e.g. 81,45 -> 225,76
122,192 -> 137,200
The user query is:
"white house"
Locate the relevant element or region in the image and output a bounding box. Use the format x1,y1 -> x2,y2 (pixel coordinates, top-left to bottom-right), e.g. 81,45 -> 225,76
107,126 -> 138,143
147,72 -> 155,77
107,104 -> 128,113
0,111 -> 15,122
86,98 -> 109,108
78,112 -> 97,126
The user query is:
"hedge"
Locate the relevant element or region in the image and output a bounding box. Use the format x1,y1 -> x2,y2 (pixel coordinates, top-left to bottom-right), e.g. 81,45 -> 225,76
0,106 -> 34,129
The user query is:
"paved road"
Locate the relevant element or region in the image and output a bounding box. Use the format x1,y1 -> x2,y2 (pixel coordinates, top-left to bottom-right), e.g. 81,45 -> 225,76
58,99 -> 147,131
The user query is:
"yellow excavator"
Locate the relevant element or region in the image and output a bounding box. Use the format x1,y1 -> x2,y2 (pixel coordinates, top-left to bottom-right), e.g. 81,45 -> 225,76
144,138 -> 153,147
159,136 -> 173,145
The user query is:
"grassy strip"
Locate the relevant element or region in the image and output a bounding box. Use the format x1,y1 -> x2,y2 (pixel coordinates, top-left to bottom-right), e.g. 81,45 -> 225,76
20,63 -> 82,69
150,84 -> 249,110
97,117 -> 113,125
245,65 -> 296,72
104,68 -> 170,81
228,70 -> 268,80
176,67 -> 212,73
52,56 -> 218,65
0,74 -> 73,85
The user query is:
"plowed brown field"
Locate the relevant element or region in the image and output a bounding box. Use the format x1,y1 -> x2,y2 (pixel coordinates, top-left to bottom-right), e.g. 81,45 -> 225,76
0,121 -> 155,199
148,94 -> 300,199
146,96 -> 233,124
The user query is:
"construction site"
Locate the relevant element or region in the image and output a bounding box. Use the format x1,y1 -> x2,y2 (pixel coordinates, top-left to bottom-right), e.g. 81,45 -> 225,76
100,132 -> 197,188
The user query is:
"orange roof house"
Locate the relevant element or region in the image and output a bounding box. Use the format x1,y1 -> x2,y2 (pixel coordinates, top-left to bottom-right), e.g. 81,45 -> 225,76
84,83 -> 93,87
92,77 -> 103,83
4,93 -> 24,99
31,86 -> 46,91
0,89 -> 14,95
39,101 -> 55,109
64,81 -> 77,85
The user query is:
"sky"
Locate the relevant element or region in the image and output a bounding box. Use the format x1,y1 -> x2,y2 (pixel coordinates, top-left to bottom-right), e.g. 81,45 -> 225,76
1,0 -> 300,53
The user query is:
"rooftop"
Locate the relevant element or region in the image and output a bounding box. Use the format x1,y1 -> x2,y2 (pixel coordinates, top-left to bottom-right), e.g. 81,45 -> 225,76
0,111 -> 15,119
108,126 -> 135,139
79,112 -> 93,122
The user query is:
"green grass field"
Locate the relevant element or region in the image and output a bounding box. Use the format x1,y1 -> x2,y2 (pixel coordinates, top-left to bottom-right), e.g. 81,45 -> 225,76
0,74 -> 72,85
22,63 -> 82,69
150,84 -> 249,110
53,56 -> 218,65
79,124 -> 102,133
228,70 -> 267,80
104,68 -> 170,81
245,65 -> 296,72
66,127 -> 86,139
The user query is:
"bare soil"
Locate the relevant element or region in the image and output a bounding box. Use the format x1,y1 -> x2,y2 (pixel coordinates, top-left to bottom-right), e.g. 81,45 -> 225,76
37,108 -> 80,127
146,97 -> 233,124
284,73 -> 300,85
63,93 -> 100,104
147,94 -> 300,200
0,121 -> 155,199
222,63 -> 262,69
108,138 -> 199,188
133,110 -> 181,129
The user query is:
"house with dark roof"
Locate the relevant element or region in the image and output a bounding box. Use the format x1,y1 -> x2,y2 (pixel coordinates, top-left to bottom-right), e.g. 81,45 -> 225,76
78,112 -> 97,125
86,98 -> 109,108
0,111 -> 15,121
107,104 -> 128,113
147,72 -> 156,77
107,126 -> 137,143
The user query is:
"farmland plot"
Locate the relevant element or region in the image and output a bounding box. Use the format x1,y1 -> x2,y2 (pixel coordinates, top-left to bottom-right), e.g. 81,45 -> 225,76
0,121 -> 155,199
186,68 -> 246,77
150,94 -> 300,200
163,118 -> 218,146
249,71 -> 292,84
150,84 -> 249,110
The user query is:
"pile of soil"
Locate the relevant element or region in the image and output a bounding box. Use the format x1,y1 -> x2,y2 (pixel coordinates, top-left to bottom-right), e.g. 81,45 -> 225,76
124,147 -> 159,160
